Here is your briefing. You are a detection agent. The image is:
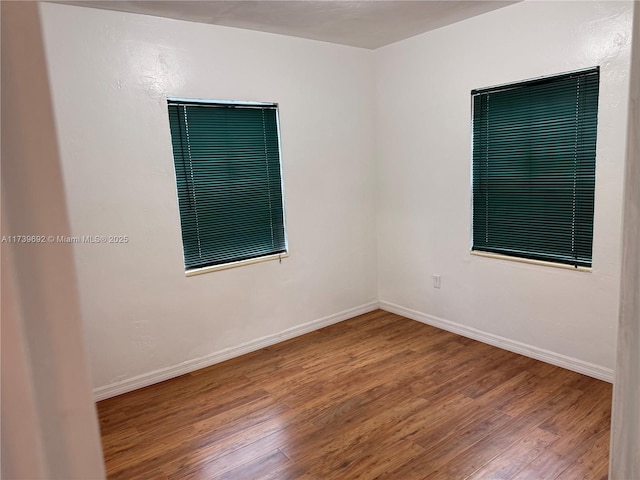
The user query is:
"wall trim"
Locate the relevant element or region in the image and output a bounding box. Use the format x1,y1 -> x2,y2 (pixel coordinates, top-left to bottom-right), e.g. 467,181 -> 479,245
380,301 -> 614,383
94,299 -> 614,400
93,301 -> 380,401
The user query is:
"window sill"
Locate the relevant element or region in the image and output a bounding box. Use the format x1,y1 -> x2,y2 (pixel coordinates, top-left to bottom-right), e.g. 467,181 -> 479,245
470,250 -> 591,272
185,252 -> 289,277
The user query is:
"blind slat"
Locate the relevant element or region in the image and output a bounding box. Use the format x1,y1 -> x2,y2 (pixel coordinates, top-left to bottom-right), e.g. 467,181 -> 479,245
472,68 -> 599,268
168,101 -> 287,270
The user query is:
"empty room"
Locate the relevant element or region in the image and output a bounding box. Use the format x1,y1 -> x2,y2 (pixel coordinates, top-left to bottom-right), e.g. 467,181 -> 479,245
2,1 -> 639,479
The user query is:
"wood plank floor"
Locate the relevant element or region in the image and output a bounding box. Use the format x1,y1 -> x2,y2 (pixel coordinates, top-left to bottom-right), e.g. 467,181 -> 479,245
97,310 -> 612,479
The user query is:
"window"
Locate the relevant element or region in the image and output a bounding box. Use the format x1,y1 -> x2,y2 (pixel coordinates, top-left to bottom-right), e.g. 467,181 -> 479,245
167,99 -> 287,274
471,68 -> 600,268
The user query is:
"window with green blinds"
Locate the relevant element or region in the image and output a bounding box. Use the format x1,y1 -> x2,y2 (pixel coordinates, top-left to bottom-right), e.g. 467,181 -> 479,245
472,68 -> 600,268
167,99 -> 287,272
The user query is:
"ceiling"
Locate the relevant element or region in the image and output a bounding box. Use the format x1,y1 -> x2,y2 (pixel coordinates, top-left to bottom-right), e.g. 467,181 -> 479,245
55,1 -> 519,49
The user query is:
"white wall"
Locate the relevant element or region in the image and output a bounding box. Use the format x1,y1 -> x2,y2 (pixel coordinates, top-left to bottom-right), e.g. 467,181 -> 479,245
40,1 -> 633,397
1,2 -> 105,477
375,0 -> 633,378
611,2 -> 640,477
40,3 -> 378,396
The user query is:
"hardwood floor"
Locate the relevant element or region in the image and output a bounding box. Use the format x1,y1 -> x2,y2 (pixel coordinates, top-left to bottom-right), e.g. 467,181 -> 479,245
97,310 -> 612,479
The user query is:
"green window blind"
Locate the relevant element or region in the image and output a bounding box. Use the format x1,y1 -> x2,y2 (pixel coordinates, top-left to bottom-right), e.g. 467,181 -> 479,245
472,68 -> 599,268
167,100 -> 287,271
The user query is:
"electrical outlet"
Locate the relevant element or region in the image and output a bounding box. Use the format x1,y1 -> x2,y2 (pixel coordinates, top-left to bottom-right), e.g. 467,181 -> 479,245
433,274 -> 441,289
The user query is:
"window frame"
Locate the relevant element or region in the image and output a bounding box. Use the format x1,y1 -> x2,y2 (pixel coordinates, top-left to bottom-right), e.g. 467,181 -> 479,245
469,67 -> 600,271
167,97 -> 288,276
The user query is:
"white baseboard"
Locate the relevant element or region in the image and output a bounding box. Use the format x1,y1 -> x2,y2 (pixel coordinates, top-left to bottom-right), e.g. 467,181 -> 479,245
94,299 -> 613,401
93,301 -> 380,401
379,301 -> 614,383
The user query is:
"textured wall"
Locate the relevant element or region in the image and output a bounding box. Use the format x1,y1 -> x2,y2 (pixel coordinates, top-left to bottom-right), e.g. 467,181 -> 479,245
40,3 -> 378,393
375,1 -> 633,375
1,2 -> 105,477
610,2 -> 640,478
